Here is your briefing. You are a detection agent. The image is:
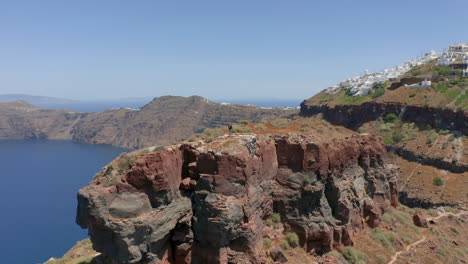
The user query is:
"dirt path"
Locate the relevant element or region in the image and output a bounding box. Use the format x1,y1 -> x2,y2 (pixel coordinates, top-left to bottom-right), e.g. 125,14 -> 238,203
388,235 -> 427,264
387,210 -> 467,264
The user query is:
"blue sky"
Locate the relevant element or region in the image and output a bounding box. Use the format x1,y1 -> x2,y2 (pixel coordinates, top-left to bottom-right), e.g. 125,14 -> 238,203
0,0 -> 466,101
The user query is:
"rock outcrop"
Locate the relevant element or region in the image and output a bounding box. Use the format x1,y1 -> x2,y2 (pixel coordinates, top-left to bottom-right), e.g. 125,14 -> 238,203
413,211 -> 428,228
76,132 -> 398,264
300,102 -> 468,135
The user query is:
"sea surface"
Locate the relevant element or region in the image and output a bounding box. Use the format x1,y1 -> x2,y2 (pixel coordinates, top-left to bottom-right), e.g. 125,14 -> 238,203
0,140 -> 127,264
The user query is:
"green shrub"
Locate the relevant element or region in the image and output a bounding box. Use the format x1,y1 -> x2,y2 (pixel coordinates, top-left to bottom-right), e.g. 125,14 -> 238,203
384,113 -> 398,123
279,240 -> 290,250
357,126 -> 366,133
371,228 -> 396,252
436,66 -> 452,77
450,226 -> 460,235
382,213 -> 393,224
271,213 -> 281,224
371,83 -> 386,99
412,70 -> 422,76
326,251 -> 341,258
104,165 -> 114,175
454,90 -> 467,106
433,176 -> 444,186
285,232 -> 299,247
255,124 -> 267,131
444,89 -> 461,99
383,137 -> 393,144
265,218 -> 274,227
438,129 -> 450,135
435,82 -> 449,92
342,246 -> 367,264
425,131 -> 438,144
239,120 -> 250,125
263,237 -> 272,248
203,128 -> 223,138
392,132 -> 404,143
119,154 -> 136,170
448,134 -> 455,141
397,230 -> 413,244
232,124 -> 252,133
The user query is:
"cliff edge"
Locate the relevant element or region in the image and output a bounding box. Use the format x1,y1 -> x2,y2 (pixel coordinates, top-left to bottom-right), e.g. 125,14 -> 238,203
76,131 -> 398,264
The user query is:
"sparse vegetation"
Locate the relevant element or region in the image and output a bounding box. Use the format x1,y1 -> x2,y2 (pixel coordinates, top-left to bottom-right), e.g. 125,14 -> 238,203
434,82 -> 449,92
342,246 -> 367,264
435,66 -> 452,76
232,124 -> 252,133
271,118 -> 289,129
271,213 -> 281,224
255,124 -> 267,131
383,113 -> 398,123
371,228 -> 396,252
392,132 -> 404,143
450,226 -> 460,235
425,130 -> 438,144
448,134 -> 455,142
383,137 -> 393,144
119,154 -> 136,170
279,240 -> 290,250
285,232 -> 299,247
433,176 -> 444,186
263,237 -> 272,249
376,255 -> 387,264
104,165 -> 114,175
326,251 -> 341,258
412,70 -> 422,76
371,82 -> 386,99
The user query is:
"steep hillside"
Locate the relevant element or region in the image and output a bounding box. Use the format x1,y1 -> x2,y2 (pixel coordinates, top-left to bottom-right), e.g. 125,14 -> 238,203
0,101 -> 83,140
0,96 -> 295,149
300,46 -> 468,237
304,59 -> 467,110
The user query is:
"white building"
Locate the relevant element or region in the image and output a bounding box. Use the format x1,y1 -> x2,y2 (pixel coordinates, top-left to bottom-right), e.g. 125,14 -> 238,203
325,51 -> 439,97
438,43 -> 468,67
410,79 -> 432,89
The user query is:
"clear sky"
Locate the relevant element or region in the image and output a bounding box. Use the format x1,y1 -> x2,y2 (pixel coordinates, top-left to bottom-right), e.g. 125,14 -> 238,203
0,0 -> 466,101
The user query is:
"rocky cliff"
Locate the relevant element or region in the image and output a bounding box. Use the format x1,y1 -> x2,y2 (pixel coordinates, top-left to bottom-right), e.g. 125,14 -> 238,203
0,96 -> 295,148
300,102 -> 468,135
76,131 -> 398,264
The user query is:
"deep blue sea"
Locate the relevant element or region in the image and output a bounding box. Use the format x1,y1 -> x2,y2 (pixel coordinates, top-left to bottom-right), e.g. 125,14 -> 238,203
0,140 -> 127,264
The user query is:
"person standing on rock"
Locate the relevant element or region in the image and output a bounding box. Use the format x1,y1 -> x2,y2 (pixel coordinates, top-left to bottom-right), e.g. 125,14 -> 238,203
228,125 -> 233,134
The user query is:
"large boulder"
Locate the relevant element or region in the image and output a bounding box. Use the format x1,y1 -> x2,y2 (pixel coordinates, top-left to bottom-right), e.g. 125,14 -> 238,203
413,210 -> 428,228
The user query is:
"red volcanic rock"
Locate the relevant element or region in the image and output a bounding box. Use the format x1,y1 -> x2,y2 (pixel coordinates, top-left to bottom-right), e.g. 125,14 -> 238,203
76,133 -> 398,264
269,245 -> 288,263
413,210 -> 428,228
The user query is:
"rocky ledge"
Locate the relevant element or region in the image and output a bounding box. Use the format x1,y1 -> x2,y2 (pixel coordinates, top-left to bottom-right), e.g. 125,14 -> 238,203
300,102 -> 468,135
76,132 -> 398,264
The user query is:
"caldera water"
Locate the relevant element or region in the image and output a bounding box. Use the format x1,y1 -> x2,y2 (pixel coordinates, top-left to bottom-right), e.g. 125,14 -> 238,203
0,140 -> 127,264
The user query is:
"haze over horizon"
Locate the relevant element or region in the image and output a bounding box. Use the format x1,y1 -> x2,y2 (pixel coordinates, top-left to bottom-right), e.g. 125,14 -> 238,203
1,0 -> 467,101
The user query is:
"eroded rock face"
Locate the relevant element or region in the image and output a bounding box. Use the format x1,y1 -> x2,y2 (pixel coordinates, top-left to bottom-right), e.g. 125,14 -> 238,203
300,102 -> 468,135
76,133 -> 398,264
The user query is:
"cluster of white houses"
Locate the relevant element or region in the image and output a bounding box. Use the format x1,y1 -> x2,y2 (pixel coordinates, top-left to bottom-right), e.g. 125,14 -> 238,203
326,51 -> 439,96
438,43 -> 468,77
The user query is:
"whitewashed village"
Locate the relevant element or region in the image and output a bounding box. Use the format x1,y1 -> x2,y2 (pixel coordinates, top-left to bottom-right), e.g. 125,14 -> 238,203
326,43 -> 468,97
